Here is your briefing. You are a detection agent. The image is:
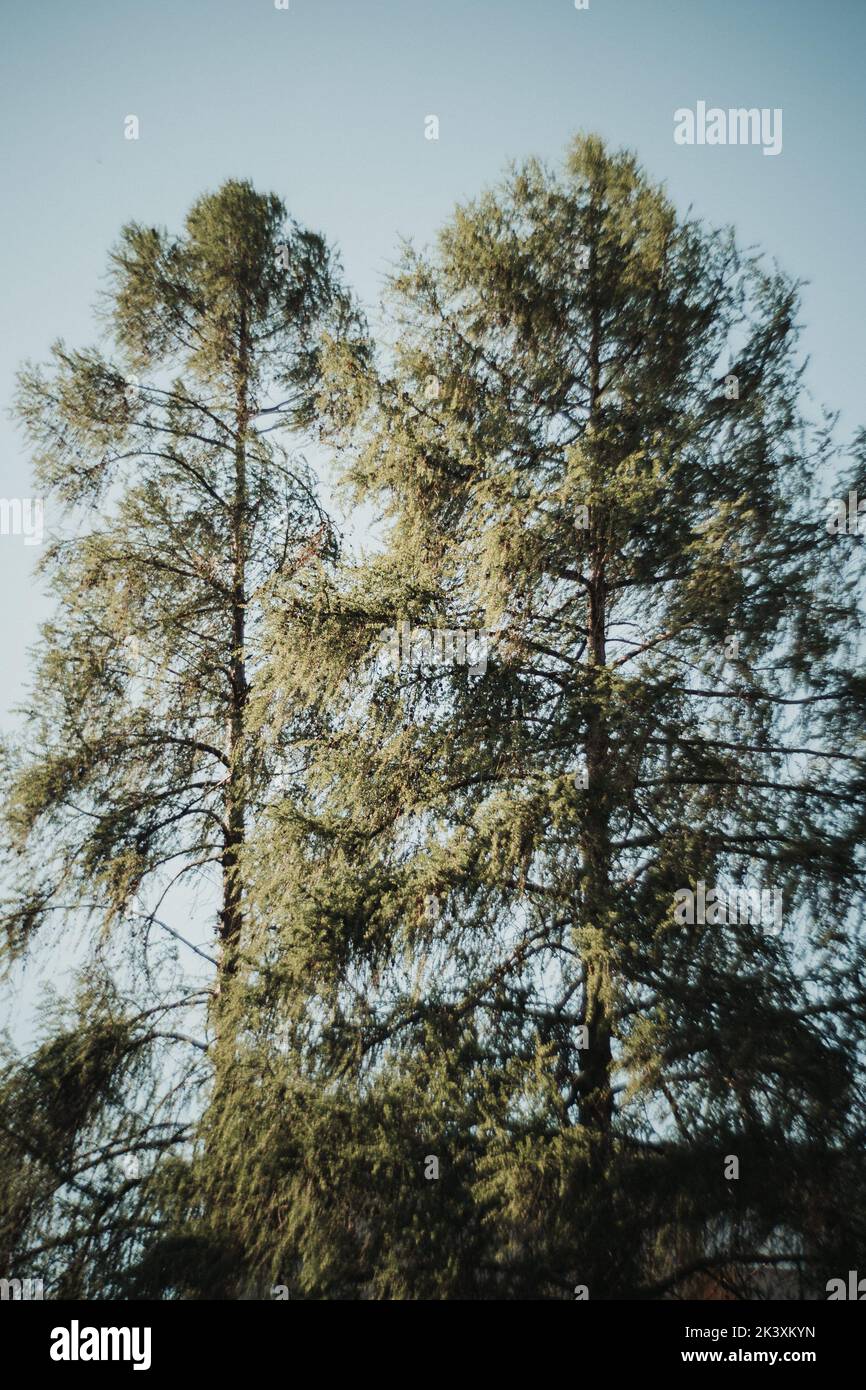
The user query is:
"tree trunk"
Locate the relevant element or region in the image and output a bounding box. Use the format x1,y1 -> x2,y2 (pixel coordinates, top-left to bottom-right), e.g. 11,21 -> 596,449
579,266 -> 614,1137
216,307 -> 250,1023
581,569 -> 614,1134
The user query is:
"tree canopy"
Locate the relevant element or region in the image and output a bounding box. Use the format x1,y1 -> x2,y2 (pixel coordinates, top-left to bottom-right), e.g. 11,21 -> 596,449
2,140 -> 864,1300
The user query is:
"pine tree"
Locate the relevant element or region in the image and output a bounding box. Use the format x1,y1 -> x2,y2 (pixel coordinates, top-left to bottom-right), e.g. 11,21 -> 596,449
3,142 -> 864,1303
0,180 -> 364,1295
226,135 -> 866,1298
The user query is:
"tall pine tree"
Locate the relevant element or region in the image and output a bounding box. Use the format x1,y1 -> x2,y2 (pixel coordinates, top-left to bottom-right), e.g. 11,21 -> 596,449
220,135 -> 866,1299
0,180 -> 364,1295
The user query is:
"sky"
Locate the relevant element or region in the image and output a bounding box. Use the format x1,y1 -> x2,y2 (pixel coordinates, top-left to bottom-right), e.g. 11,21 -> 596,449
1,0 -> 864,1039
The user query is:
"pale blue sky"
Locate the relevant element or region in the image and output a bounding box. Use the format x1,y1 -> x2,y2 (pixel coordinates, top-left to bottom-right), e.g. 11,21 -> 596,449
1,0 -> 864,1036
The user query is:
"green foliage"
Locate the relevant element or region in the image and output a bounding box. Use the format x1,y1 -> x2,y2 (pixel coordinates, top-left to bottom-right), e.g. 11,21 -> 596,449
2,142 -> 865,1299
1,179 -> 364,1293
224,135 -> 866,1297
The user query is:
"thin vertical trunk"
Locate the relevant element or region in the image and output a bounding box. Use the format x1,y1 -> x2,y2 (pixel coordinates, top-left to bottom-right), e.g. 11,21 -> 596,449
579,257 -> 614,1136
218,305 -> 251,1002
581,573 -> 614,1133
